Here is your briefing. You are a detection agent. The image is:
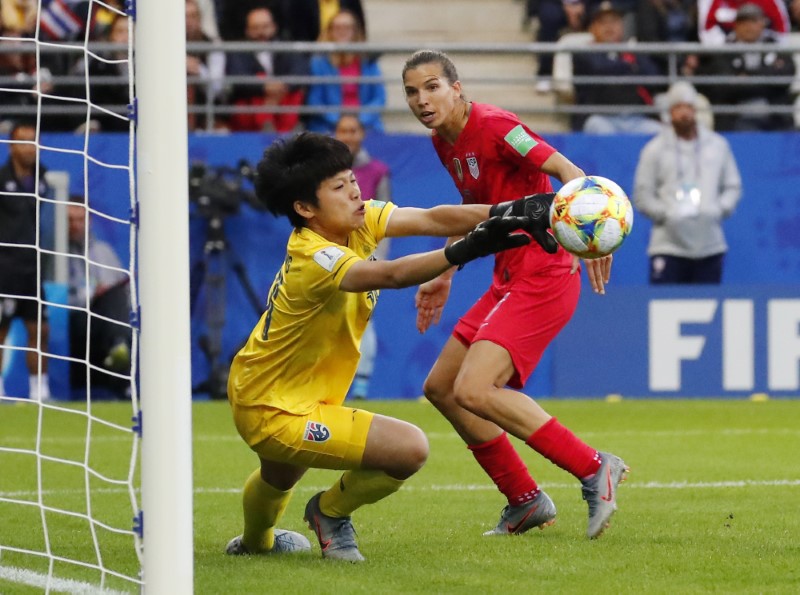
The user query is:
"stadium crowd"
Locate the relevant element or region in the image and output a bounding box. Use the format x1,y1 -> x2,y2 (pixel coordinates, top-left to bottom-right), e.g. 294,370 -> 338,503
0,0 -> 799,134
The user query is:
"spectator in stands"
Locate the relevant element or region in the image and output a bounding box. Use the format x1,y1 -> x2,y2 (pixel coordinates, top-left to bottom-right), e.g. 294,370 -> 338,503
225,6 -> 308,133
0,120 -> 51,401
193,0 -> 221,41
218,0 -> 286,41
334,113 -> 391,400
66,197 -> 131,398
790,0 -> 800,31
0,28 -> 52,132
694,3 -> 796,130
526,0 -> 591,94
637,1 -> 697,43
572,2 -> 664,133
186,0 -> 225,131
698,0 -> 790,44
636,1 -> 698,74
284,0 -> 367,42
67,14 -> 131,132
1,0 -> 36,35
634,82 -> 742,284
305,9 -> 385,133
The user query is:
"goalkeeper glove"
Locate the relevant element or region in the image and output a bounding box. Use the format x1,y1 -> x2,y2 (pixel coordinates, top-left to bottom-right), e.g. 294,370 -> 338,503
489,193 -> 559,254
444,216 -> 531,267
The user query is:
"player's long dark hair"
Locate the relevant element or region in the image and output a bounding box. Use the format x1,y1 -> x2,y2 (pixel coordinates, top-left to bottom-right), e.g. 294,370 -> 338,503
254,132 -> 354,228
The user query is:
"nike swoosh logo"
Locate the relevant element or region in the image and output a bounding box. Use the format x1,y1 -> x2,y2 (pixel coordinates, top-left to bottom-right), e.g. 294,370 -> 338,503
315,518 -> 332,551
507,504 -> 539,533
600,467 -> 614,502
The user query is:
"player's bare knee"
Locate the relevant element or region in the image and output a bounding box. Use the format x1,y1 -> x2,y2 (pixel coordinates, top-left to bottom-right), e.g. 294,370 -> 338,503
451,378 -> 490,415
422,374 -> 449,407
397,425 -> 429,478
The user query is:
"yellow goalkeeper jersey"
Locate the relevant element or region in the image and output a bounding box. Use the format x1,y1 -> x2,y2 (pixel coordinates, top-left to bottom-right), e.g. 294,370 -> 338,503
228,199 -> 396,414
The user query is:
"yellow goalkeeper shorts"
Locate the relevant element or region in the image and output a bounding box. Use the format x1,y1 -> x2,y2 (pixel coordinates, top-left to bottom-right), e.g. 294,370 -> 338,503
231,402 -> 374,470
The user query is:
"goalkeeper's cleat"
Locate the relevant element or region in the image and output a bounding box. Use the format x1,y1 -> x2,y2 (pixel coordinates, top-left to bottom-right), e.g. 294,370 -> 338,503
581,452 -> 629,539
225,530 -> 311,555
483,490 -> 557,536
303,492 -> 365,562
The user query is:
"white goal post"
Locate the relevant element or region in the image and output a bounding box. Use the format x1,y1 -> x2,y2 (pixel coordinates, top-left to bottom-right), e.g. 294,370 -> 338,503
135,0 -> 194,592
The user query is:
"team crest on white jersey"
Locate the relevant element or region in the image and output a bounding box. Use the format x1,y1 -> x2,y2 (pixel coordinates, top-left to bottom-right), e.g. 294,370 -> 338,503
313,246 -> 346,272
452,158 -> 463,182
466,156 -> 479,180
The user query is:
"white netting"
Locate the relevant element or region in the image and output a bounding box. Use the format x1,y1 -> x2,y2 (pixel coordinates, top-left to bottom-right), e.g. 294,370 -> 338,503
0,1 -> 141,592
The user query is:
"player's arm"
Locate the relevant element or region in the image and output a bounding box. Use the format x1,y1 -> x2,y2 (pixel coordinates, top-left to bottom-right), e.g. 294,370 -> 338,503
340,217 -> 530,292
383,204 -> 492,238
540,151 -> 585,185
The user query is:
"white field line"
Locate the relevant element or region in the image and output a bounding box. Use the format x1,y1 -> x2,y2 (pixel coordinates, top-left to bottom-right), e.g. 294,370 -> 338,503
0,565 -> 130,595
2,479 -> 799,500
194,479 -> 800,493
1,427 -> 799,447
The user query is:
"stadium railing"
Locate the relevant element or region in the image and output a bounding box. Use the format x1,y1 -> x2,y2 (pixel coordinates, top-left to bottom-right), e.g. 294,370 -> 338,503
1,40 -> 798,131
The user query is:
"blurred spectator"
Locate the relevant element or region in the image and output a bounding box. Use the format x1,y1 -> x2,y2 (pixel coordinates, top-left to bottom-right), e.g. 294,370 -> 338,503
572,2 -> 663,133
218,0 -> 285,41
698,0 -> 790,44
186,0 -> 225,131
66,198 -> 131,399
284,0 -> 366,41
225,6 -> 308,132
637,1 -> 698,73
0,28 -> 54,132
305,9 -> 385,133
193,0 -> 221,41
334,113 -> 391,400
789,0 -> 800,30
634,82 -> 742,284
1,0 -> 37,35
637,1 -> 697,43
694,3 -> 796,130
65,14 -> 131,132
526,0 -> 590,94
0,121 -> 51,401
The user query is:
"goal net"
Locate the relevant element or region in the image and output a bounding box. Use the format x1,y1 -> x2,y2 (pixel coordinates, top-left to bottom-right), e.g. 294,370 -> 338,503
0,1 -> 193,592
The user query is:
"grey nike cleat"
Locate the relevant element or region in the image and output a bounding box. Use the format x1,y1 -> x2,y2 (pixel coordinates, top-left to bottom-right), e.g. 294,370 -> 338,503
581,452 -> 629,539
483,490 -> 557,536
225,529 -> 311,555
304,492 -> 365,562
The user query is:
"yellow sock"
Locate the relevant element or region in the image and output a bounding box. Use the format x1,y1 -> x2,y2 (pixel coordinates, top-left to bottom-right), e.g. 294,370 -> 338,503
319,469 -> 404,518
241,468 -> 292,552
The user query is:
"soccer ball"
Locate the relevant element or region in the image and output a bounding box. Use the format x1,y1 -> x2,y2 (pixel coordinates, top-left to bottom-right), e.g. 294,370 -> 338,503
549,176 -> 633,259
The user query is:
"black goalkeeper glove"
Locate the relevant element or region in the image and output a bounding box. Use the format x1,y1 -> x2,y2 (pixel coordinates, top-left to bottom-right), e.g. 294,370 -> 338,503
489,193 -> 559,254
444,216 -> 531,267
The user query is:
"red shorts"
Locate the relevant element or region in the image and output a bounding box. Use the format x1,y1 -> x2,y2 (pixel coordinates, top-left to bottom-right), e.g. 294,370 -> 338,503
453,271 -> 580,388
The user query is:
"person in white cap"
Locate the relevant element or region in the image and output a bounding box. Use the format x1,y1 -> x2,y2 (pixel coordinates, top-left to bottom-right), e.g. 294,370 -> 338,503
633,81 -> 743,284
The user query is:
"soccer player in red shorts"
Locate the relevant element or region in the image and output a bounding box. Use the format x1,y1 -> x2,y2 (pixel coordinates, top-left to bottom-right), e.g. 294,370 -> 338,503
402,50 -> 629,539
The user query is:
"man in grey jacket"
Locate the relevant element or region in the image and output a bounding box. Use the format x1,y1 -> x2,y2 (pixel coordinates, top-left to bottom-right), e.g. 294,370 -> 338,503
633,81 -> 742,284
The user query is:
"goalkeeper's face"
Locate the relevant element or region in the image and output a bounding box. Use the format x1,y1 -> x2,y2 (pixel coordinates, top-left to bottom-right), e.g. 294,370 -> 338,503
295,170 -> 364,243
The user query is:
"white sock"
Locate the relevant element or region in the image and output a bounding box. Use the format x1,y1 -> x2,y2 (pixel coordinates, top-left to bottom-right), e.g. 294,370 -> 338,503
29,373 -> 51,402
0,375 -> 5,397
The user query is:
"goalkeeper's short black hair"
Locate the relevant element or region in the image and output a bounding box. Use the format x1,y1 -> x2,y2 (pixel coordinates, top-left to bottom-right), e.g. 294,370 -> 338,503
255,132 -> 354,228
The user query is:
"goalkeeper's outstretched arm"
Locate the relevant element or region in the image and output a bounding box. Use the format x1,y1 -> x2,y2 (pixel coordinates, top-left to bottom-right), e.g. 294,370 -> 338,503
340,217 -> 530,292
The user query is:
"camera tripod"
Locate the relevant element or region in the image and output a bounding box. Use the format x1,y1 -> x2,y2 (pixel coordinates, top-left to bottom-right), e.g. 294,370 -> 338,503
190,210 -> 262,399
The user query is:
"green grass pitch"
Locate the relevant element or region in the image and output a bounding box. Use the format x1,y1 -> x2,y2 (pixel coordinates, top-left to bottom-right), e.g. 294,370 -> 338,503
1,398 -> 799,593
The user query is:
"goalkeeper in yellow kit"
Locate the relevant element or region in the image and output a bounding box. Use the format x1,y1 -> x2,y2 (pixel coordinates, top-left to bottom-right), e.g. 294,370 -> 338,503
225,132 -> 554,562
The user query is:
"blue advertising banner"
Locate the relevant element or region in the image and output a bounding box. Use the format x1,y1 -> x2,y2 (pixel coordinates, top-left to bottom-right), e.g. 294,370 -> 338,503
555,285 -> 800,398
2,132 -> 798,400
